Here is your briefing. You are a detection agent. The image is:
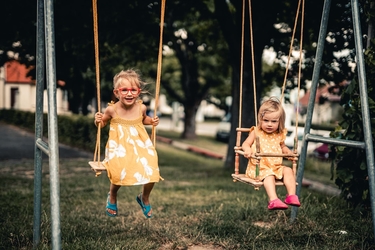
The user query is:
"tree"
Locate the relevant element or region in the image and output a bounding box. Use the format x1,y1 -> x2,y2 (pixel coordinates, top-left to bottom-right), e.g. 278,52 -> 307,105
331,0 -> 375,209
212,0 -> 362,170
158,1 -> 231,139
0,0 -> 163,114
212,0 -> 317,168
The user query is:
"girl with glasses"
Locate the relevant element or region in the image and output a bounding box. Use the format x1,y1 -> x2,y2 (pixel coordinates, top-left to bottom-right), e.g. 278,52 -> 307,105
94,69 -> 160,218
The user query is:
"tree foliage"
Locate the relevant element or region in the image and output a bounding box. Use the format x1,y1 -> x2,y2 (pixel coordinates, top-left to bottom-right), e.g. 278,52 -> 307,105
330,0 -> 375,209
1,1 -> 163,114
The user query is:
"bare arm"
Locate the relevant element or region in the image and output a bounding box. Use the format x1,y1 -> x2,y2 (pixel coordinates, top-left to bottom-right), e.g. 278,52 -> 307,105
94,106 -> 114,127
141,104 -> 159,126
280,141 -> 292,154
280,141 -> 298,161
242,130 -> 255,158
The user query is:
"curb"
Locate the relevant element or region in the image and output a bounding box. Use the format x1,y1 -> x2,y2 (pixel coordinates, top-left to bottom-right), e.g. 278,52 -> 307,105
157,135 -> 225,160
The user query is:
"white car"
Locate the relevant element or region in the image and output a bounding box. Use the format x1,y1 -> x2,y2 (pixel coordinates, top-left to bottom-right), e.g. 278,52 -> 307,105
285,127 -> 305,151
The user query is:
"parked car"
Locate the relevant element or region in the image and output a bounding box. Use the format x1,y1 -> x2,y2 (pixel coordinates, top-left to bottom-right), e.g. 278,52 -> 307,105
215,113 -> 231,142
285,127 -> 304,151
313,143 -> 330,160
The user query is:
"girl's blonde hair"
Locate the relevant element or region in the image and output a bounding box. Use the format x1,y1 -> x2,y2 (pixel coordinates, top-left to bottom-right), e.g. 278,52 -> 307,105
257,97 -> 286,133
113,69 -> 146,90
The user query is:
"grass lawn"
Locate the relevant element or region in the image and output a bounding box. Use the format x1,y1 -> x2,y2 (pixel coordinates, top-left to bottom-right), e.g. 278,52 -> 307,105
0,136 -> 374,249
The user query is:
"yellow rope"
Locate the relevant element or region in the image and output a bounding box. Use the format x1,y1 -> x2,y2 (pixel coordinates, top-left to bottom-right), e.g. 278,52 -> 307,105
241,0 -> 304,145
280,0 -> 302,101
279,0 -> 304,149
295,0 -> 305,132
92,0 -> 101,166
238,0 -> 245,128
248,0 -> 257,126
151,0 -> 166,145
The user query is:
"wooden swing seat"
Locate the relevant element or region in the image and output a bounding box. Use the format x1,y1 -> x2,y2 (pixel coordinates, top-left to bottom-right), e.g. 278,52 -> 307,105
88,161 -> 106,172
232,173 -> 287,187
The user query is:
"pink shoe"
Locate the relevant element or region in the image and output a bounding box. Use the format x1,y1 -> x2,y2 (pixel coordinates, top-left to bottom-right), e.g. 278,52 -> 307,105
284,194 -> 301,207
268,198 -> 288,210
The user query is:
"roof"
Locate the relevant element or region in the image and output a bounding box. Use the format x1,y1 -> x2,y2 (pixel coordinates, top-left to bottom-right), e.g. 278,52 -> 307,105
5,60 -> 34,84
4,60 -> 65,86
299,86 -> 330,106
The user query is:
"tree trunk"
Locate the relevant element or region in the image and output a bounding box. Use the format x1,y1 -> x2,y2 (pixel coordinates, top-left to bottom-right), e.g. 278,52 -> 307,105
182,103 -> 198,139
214,0 -> 275,169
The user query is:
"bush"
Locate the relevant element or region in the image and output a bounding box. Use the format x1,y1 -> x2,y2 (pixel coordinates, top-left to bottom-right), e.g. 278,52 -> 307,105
0,109 -> 108,153
331,38 -> 375,209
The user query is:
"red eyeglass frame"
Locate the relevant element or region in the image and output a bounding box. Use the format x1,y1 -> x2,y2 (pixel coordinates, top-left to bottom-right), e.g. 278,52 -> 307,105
117,87 -> 141,96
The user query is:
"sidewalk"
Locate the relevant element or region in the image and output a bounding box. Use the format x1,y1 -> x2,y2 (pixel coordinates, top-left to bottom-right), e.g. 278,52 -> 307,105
158,117 -> 219,137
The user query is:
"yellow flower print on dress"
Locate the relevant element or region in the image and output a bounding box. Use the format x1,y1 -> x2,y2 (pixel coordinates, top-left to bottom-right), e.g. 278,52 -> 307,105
120,168 -> 126,182
133,172 -> 150,184
140,157 -> 153,176
117,124 -> 125,139
135,138 -> 155,156
106,140 -> 126,160
129,126 -> 138,136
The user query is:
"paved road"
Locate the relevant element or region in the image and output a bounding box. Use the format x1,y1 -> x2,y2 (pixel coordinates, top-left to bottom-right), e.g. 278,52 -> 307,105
0,118 -> 219,160
0,123 -> 92,160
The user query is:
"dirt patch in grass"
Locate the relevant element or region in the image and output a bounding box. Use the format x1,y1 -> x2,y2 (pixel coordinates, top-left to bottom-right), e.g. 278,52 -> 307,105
159,243 -> 223,250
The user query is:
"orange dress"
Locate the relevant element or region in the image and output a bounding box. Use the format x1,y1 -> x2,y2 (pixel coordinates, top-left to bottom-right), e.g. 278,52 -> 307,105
245,126 -> 287,181
102,101 -> 160,186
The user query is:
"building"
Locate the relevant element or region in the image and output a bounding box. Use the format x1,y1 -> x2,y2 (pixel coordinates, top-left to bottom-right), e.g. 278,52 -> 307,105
0,60 -> 69,114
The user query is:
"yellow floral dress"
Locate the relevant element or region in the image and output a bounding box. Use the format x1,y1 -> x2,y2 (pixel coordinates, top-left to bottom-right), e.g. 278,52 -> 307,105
102,101 -> 160,186
245,126 -> 287,181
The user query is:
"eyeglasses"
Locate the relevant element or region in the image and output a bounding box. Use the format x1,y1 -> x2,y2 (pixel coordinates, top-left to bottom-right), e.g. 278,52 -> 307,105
117,87 -> 141,96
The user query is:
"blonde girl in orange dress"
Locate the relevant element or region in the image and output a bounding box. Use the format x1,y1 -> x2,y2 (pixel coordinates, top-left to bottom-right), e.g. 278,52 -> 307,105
242,97 -> 301,210
94,69 -> 160,218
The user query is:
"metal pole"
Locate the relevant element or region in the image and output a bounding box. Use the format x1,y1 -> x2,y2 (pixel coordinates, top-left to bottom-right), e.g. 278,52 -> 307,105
351,0 -> 375,240
33,0 -> 45,248
291,0 -> 332,221
44,0 -> 61,249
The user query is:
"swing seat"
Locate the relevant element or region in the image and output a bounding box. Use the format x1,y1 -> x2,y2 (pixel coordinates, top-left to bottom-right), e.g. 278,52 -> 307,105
232,174 -> 287,187
88,161 -> 106,172
232,174 -> 298,191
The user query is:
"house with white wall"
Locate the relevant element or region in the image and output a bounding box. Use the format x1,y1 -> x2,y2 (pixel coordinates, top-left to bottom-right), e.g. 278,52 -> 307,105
0,60 -> 69,114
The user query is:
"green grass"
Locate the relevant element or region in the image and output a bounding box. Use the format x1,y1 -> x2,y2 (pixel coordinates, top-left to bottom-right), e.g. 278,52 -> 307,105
154,128 -> 227,155
0,141 -> 374,250
303,156 -> 337,186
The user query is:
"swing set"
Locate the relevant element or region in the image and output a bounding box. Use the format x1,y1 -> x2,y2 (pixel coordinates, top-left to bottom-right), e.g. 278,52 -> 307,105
32,0 -> 375,248
231,0 -> 305,189
88,0 -> 166,176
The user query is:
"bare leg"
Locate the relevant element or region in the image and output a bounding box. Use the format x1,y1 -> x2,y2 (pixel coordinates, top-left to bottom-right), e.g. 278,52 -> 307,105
263,175 -> 278,201
141,182 -> 154,205
139,182 -> 155,217
283,167 -> 296,195
283,167 -> 300,206
107,183 -> 121,215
